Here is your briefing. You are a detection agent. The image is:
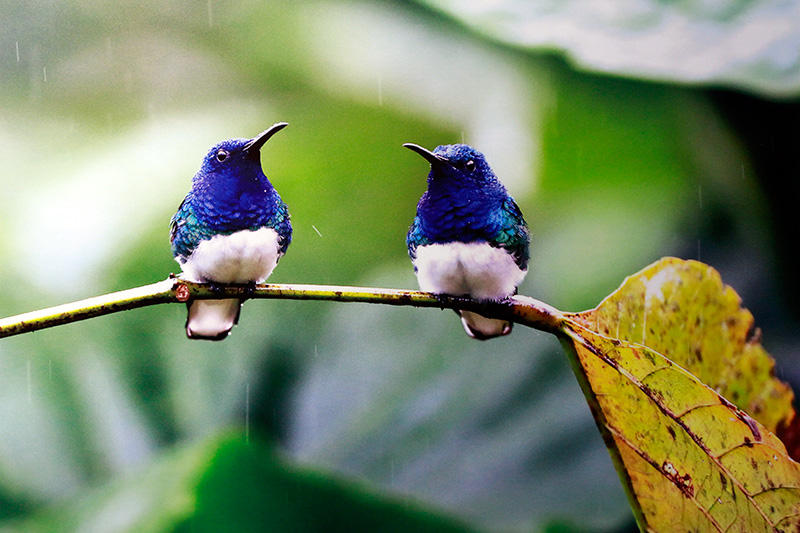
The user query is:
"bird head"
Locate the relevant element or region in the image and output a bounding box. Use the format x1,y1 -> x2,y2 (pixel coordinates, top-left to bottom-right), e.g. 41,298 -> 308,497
403,142 -> 497,186
196,122 -> 288,181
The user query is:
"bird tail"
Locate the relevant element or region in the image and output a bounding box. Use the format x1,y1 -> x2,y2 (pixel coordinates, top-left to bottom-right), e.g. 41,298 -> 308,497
458,310 -> 513,340
186,299 -> 243,340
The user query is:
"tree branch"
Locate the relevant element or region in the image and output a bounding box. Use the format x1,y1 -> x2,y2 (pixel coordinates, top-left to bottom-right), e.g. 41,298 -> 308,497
0,277 -> 565,339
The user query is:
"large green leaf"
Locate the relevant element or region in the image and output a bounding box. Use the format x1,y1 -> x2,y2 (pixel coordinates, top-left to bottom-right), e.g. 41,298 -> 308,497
14,432 -> 475,532
414,0 -> 800,97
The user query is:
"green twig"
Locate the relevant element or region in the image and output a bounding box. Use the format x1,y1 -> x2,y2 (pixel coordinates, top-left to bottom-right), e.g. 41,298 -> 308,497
0,277 -> 564,339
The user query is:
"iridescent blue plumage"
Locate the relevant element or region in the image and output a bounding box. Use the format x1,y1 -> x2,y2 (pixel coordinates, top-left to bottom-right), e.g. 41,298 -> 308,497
405,143 -> 530,340
170,136 -> 291,262
170,122 -> 292,340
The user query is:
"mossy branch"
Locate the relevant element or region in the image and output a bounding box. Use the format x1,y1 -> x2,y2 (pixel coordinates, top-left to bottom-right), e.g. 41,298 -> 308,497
0,277 -> 564,339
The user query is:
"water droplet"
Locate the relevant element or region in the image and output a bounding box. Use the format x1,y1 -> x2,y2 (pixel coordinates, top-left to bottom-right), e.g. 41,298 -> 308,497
245,382 -> 250,443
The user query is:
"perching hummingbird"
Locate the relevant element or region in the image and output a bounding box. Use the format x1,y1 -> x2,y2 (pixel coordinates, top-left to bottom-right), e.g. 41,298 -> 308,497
404,143 -> 529,340
170,122 -> 292,340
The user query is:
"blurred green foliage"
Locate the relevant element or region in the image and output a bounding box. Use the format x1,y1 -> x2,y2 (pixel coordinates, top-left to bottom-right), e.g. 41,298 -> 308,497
17,434 -> 477,532
1,1 -> 798,531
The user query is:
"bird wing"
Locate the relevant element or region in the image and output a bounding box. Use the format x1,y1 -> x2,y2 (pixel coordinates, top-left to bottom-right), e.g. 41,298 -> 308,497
494,197 -> 530,271
170,197 -> 211,261
169,197 -> 187,244
269,197 -> 292,256
406,214 -> 432,261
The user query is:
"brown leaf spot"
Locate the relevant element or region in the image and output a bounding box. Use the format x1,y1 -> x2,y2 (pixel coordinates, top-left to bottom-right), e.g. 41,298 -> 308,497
662,461 -> 694,498
641,383 -> 664,405
719,396 -> 735,410
746,326 -> 762,345
736,409 -> 762,442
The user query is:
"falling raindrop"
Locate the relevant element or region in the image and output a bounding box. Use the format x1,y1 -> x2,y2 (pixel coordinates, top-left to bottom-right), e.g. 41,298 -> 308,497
42,66 -> 47,82
245,382 -> 250,443
15,41 -> 19,62
207,0 -> 214,27
312,225 -> 322,237
377,72 -> 383,106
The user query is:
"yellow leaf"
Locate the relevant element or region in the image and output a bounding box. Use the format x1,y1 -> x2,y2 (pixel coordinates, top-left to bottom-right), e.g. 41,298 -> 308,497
568,257 -> 794,433
553,258 -> 800,531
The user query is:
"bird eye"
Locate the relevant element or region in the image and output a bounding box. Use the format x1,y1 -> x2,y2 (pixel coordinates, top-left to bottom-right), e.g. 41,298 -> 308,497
216,149 -> 229,162
465,160 -> 476,172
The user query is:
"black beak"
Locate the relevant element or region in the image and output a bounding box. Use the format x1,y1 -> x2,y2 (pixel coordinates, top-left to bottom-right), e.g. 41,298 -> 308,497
245,122 -> 289,152
403,143 -> 450,166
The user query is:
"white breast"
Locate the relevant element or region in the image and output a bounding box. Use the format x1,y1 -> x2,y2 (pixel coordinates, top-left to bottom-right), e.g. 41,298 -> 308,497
179,227 -> 282,284
413,241 -> 526,300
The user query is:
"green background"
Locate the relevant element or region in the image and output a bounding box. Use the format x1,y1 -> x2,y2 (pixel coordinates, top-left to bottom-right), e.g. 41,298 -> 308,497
1,1 -> 799,531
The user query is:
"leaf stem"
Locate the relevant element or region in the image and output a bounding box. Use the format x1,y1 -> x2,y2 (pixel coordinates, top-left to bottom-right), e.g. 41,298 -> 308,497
0,279 -> 178,338
0,278 -> 565,339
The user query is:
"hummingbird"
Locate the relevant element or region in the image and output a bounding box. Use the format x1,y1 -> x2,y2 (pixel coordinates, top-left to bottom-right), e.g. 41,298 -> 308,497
170,122 -> 292,340
404,142 -> 529,340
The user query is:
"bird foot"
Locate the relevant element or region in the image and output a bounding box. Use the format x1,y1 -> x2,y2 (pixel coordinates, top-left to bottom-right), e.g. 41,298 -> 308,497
205,281 -> 258,298
433,293 -> 450,309
242,281 -> 258,297
432,292 -> 469,308
206,281 -> 228,294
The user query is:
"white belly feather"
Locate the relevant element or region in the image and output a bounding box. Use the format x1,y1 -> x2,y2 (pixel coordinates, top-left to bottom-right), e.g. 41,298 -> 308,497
413,241 -> 525,300
176,227 -> 283,340
413,242 -> 527,340
179,227 -> 282,284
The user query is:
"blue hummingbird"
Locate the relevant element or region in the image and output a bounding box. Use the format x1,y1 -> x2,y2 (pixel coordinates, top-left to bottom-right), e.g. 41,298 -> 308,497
404,142 -> 530,340
170,122 -> 292,340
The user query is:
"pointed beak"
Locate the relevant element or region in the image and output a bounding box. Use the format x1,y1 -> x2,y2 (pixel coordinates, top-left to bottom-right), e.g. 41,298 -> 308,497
245,122 -> 289,152
403,143 -> 449,166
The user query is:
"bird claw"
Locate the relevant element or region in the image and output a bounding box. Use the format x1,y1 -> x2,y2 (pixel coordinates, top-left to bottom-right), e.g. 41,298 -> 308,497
434,293 -> 450,309
242,281 -> 258,297
433,292 -> 471,309
206,281 -> 227,294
